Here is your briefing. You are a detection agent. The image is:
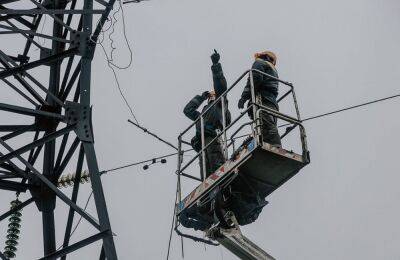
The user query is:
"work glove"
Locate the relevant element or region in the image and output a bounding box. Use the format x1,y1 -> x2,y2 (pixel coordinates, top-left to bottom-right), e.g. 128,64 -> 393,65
201,91 -> 210,100
211,49 -> 220,64
238,98 -> 246,109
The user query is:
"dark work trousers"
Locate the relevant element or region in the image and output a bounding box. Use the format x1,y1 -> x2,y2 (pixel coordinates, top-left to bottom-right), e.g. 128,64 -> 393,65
179,206 -> 212,231
258,101 -> 282,146
196,135 -> 225,179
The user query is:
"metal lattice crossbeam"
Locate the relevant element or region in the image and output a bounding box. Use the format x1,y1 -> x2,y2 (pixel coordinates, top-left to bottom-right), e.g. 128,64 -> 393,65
0,0 -> 118,259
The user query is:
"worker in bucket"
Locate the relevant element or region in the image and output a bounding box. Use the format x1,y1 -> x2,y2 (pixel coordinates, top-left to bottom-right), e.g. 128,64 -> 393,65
180,50 -> 231,231
237,51 -> 282,147
183,50 -> 231,179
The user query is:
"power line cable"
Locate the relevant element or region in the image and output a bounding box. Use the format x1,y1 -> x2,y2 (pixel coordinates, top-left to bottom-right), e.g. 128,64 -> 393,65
101,92 -> 400,175
301,93 -> 400,122
128,119 -> 178,150
108,0 -> 133,69
95,1 -> 179,152
166,182 -> 179,260
101,151 -> 185,174
68,191 -> 93,238
279,93 -> 400,128
56,191 -> 93,251
98,42 -> 139,124
92,1 -> 139,124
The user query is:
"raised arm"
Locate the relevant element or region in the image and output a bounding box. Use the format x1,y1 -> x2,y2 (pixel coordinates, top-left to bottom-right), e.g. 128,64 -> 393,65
210,50 -> 227,98
183,92 -> 209,121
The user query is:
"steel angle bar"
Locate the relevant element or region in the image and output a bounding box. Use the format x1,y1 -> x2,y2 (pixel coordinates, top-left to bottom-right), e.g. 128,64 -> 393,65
0,103 -> 63,119
0,48 -> 78,79
0,137 -> 101,230
59,56 -> 75,97
60,61 -> 81,101
40,230 -> 110,260
0,24 -> 72,43
62,0 -> 78,40
21,14 -> 44,55
60,145 -> 84,260
0,160 -> 29,179
0,179 -> 31,192
0,9 -> 105,15
54,133 -> 70,171
1,124 -> 36,141
28,0 -> 75,32
91,0 -> 117,44
0,197 -> 34,222
1,78 -> 39,106
0,5 -> 35,29
3,20 -> 45,50
24,73 -> 65,107
99,246 -> 105,260
95,0 -> 109,6
0,125 -> 36,132
0,52 -> 47,104
55,137 -> 80,176
0,48 -> 65,107
0,14 -> 34,30
0,126 -> 74,163
83,143 -> 117,259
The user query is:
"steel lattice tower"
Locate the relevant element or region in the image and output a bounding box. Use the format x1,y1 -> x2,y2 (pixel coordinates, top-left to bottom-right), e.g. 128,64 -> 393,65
0,0 -> 119,259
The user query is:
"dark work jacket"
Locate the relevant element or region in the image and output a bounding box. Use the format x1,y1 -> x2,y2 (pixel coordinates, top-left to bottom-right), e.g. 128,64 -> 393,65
183,63 -> 232,142
240,58 -> 279,108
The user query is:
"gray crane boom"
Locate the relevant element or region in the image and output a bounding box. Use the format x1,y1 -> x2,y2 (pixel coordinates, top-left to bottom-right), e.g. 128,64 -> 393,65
207,212 -> 276,260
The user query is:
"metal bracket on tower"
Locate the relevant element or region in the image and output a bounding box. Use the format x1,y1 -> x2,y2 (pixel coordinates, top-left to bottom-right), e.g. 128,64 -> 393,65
64,101 -> 93,142
70,30 -> 90,57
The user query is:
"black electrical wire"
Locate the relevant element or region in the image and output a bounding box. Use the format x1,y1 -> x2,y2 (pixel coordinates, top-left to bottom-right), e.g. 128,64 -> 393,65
92,0 -> 139,124
164,93 -> 400,258
56,191 -> 93,251
302,93 -> 400,122
279,93 -> 400,128
128,119 -> 178,151
101,151 -> 185,174
107,0 -> 133,70
98,42 -> 140,124
102,92 -> 400,175
68,191 -> 93,238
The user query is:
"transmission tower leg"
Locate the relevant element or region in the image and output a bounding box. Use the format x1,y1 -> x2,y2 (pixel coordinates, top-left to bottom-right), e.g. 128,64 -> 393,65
0,0 -> 120,258
84,143 -> 118,259
42,209 -> 56,257
41,0 -> 64,254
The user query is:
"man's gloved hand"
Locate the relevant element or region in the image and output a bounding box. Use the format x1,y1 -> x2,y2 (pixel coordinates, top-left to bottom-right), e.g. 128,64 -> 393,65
211,49 -> 220,64
238,98 -> 246,109
201,91 -> 210,100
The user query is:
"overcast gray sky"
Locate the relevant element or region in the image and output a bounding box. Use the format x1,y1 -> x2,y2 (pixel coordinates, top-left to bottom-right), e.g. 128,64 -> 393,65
1,0 -> 400,259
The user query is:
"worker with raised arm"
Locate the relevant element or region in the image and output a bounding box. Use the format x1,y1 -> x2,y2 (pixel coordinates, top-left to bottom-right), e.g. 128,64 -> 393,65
180,50 -> 231,231
238,51 -> 282,147
183,50 -> 231,179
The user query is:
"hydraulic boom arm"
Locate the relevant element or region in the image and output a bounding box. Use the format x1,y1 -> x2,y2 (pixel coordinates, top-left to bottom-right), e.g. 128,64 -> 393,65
207,212 -> 276,260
